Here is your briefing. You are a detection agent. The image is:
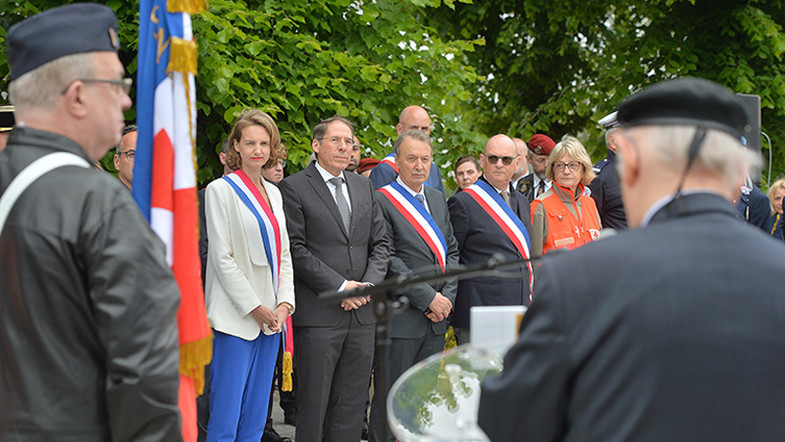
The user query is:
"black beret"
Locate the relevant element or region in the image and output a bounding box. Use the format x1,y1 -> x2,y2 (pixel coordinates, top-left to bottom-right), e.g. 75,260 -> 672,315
617,77 -> 748,137
0,106 -> 14,132
7,3 -> 120,81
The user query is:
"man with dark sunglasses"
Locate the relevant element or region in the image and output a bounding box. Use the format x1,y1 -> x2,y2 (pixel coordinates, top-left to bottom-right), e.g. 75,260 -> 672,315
447,134 -> 534,346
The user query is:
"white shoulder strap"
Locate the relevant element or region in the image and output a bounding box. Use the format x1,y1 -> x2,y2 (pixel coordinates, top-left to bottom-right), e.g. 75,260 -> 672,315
0,152 -> 91,234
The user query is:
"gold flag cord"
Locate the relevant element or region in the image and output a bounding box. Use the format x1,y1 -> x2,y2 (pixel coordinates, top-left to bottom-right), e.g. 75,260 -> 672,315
167,0 -> 206,14
180,333 -> 213,395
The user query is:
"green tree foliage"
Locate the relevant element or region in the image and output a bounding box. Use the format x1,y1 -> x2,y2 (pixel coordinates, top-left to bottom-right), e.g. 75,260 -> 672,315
428,0 -> 785,186
0,0 -> 483,188
3,1 -> 784,189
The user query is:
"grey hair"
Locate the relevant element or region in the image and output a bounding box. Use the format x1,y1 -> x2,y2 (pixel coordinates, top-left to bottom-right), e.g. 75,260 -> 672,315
9,52 -> 95,113
116,125 -> 137,152
625,125 -> 760,194
393,130 -> 432,156
546,134 -> 595,185
312,115 -> 354,141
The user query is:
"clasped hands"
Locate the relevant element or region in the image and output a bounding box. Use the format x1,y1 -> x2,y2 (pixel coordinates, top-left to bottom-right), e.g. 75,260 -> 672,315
251,304 -> 290,333
425,292 -> 452,323
340,280 -> 372,311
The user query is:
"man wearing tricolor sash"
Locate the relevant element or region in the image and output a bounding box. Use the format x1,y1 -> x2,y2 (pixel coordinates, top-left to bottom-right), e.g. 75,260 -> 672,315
369,130 -> 459,441
447,135 -> 534,346
369,105 -> 445,193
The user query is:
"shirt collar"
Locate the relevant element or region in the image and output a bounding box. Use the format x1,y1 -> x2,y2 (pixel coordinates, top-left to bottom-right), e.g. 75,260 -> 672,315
482,174 -> 510,194
315,160 -> 345,183
640,190 -> 716,227
395,176 -> 425,198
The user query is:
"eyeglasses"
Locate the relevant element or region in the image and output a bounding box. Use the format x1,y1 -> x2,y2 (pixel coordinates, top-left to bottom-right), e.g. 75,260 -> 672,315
553,161 -> 582,172
318,136 -> 355,147
117,150 -> 135,161
61,77 -> 133,95
486,155 -> 516,165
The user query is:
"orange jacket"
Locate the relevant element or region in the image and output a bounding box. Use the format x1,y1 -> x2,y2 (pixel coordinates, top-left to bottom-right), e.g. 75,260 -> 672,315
531,184 -> 601,255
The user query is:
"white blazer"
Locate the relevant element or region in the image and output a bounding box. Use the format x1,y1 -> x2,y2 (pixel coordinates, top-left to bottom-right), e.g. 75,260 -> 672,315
204,176 -> 295,340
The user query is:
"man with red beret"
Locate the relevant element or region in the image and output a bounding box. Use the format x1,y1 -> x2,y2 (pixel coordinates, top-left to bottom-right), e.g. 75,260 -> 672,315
517,134 -> 555,202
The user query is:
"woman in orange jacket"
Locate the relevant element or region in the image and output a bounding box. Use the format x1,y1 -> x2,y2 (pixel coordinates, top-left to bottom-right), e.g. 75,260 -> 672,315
530,135 -> 602,257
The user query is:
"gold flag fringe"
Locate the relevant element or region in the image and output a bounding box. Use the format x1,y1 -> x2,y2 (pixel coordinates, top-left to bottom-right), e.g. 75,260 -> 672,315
168,0 -> 206,14
282,351 -> 293,392
180,333 -> 213,395
167,38 -> 198,76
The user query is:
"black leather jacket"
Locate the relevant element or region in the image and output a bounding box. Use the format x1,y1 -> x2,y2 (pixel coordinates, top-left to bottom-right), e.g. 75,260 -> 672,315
0,127 -> 182,441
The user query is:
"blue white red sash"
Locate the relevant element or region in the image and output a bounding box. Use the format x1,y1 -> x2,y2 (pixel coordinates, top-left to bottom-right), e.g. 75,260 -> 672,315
223,170 -> 282,293
463,179 -> 534,298
377,182 -> 447,271
379,152 -> 398,173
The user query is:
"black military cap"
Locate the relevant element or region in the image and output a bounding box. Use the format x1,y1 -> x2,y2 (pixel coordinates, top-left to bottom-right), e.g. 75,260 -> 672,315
617,77 -> 748,137
6,3 -> 120,81
0,106 -> 14,133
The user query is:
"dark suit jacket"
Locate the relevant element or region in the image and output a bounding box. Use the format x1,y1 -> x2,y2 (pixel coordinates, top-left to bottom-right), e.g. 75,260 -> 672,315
447,176 -> 533,329
588,151 -> 628,230
198,187 -> 208,288
279,162 -> 391,327
375,185 -> 460,338
480,193 -> 785,442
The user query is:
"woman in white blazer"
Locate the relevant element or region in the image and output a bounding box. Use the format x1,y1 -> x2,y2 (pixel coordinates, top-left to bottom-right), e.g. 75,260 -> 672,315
204,109 -> 295,441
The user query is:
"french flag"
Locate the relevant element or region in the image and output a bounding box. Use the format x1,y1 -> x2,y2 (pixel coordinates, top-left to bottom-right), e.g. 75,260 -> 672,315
135,1 -> 211,440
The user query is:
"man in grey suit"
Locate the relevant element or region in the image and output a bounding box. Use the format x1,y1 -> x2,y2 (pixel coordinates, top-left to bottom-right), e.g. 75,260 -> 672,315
279,116 -> 391,442
369,130 -> 459,441
479,78 -> 785,441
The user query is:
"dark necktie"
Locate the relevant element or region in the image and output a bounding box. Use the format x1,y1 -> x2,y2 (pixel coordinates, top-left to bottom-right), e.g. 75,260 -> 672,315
329,177 -> 351,232
536,180 -> 545,197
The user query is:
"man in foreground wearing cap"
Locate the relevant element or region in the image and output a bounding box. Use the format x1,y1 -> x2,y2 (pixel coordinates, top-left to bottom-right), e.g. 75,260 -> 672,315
0,4 -> 181,441
0,105 -> 14,151
478,78 -> 785,441
589,110 -> 628,230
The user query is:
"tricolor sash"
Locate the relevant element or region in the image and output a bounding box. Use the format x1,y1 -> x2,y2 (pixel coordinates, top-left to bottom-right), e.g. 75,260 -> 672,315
378,182 -> 447,271
223,170 -> 282,293
464,180 -> 534,299
379,152 -> 398,173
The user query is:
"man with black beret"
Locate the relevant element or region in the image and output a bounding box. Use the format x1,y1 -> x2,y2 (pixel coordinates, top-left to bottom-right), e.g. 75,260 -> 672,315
0,4 -> 181,441
479,78 -> 785,441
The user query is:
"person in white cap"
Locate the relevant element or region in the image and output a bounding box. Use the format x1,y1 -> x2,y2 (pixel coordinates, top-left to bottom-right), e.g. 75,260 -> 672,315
589,110 -> 628,230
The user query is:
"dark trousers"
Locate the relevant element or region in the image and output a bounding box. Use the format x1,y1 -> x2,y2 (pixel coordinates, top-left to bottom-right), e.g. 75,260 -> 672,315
295,314 -> 375,442
368,331 -> 446,442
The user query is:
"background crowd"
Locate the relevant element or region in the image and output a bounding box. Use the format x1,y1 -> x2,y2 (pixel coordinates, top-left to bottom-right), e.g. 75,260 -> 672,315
3,4 -> 785,442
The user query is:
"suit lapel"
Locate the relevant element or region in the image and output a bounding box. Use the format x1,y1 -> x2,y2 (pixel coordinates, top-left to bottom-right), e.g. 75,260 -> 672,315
305,163 -> 349,238
424,187 -> 445,228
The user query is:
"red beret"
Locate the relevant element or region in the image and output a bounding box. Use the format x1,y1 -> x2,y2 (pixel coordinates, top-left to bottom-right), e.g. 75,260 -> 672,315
527,134 -> 556,156
358,157 -> 380,174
